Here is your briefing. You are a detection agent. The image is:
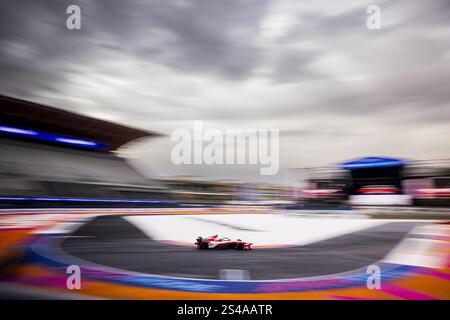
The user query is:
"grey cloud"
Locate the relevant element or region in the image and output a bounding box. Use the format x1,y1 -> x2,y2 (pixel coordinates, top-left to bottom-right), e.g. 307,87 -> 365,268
1,0 -> 271,100
0,0 -> 449,174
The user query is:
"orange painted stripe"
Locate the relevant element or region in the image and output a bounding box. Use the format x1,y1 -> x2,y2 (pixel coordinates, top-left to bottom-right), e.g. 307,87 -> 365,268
8,264 -> 444,300
0,229 -> 35,261
388,274 -> 450,300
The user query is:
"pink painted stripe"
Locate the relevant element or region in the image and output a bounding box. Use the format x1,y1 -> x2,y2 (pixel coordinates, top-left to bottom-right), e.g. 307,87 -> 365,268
328,295 -> 377,300
420,268 -> 450,281
382,284 -> 438,300
7,274 -> 67,289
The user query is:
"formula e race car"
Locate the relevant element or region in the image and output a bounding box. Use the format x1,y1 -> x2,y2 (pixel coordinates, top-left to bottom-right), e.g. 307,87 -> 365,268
195,235 -> 252,250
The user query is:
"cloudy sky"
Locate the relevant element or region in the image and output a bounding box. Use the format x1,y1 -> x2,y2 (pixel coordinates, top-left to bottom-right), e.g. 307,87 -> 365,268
1,0 -> 449,183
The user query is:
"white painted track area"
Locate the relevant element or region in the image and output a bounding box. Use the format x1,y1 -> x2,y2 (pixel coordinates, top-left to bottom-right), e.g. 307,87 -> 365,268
125,214 -> 389,247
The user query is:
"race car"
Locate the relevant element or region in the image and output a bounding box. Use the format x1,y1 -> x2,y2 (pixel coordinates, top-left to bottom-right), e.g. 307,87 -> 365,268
195,235 -> 252,250
357,185 -> 400,194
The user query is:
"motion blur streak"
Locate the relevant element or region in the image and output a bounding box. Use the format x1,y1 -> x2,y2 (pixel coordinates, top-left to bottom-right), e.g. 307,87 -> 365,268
1,1 -> 450,300
1,209 -> 450,299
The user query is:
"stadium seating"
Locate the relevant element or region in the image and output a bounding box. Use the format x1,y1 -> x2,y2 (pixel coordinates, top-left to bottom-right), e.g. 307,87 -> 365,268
0,138 -> 172,204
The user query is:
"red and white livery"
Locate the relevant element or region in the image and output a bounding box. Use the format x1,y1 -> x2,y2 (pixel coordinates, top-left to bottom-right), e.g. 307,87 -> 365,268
195,235 -> 252,250
357,185 -> 400,194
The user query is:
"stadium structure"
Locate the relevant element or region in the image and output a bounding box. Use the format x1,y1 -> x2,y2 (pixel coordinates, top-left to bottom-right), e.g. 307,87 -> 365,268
0,95 -> 449,300
296,156 -> 450,207
0,94 -> 174,208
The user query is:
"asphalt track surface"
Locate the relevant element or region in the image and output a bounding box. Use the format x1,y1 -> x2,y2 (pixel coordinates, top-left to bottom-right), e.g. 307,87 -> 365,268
61,215 -> 424,280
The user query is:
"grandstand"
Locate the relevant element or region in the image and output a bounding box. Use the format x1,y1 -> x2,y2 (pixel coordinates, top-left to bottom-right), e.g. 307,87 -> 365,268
294,157 -> 450,207
0,95 -> 174,207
